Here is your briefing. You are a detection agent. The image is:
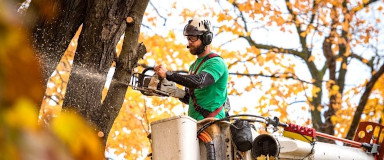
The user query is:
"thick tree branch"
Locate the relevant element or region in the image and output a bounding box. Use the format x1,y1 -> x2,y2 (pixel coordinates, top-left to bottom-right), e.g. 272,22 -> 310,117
336,0 -> 349,94
352,0 -> 379,12
346,63 -> 384,140
29,0 -> 85,88
97,0 -> 149,143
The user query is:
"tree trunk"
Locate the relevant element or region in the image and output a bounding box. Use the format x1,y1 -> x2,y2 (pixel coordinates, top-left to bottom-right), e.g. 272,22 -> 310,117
321,37 -> 336,137
30,0 -> 85,84
62,0 -> 135,132
30,0 -> 150,145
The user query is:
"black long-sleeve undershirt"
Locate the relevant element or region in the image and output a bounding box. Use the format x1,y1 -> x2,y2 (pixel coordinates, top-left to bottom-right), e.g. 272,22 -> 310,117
166,71 -> 215,89
166,71 -> 215,104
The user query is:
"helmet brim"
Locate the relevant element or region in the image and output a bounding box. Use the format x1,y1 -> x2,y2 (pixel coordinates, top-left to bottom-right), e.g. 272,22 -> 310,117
183,24 -> 204,36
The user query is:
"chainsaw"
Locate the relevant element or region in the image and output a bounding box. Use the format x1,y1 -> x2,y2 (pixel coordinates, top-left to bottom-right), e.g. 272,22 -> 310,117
130,67 -> 186,98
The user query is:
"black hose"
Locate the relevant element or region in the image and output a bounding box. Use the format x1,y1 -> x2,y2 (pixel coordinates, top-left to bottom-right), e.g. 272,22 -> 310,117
205,141 -> 216,160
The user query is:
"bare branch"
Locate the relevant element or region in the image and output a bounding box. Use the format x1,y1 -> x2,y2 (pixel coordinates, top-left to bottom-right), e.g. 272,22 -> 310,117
288,100 -> 307,106
229,72 -> 312,84
284,0 -> 309,55
232,2 -> 250,34
350,52 -> 374,69
149,1 -> 167,25
240,35 -> 306,59
227,54 -> 262,69
218,37 -> 239,48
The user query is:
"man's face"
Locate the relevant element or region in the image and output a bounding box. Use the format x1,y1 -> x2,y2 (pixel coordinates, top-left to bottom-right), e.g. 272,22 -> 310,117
187,35 -> 205,55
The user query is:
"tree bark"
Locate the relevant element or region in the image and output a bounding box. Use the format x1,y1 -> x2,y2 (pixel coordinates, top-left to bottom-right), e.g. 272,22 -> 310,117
96,0 -> 149,142
30,0 -> 150,145
62,0 -> 134,125
30,0 -> 85,84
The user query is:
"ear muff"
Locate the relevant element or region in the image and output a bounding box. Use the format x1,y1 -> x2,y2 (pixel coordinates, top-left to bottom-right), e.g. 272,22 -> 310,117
201,31 -> 213,46
201,22 -> 213,46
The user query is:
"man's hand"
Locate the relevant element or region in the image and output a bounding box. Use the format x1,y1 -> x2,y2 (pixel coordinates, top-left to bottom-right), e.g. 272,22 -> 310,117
154,64 -> 167,79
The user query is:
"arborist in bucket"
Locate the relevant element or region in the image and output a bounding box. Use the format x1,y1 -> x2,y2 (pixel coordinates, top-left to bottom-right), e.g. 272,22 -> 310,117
154,18 -> 229,121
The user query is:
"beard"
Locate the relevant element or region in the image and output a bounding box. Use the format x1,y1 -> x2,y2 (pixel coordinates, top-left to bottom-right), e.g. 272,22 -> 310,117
190,43 -> 206,55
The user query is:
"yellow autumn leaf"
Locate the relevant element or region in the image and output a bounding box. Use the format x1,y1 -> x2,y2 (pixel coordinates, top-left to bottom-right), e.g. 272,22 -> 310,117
312,86 -> 321,97
327,85 -> 340,97
309,105 -> 315,110
217,13 -> 227,22
342,63 -> 347,69
242,107 -> 248,113
50,112 -> 104,160
364,35 -> 370,43
308,55 -> 315,62
245,85 -> 253,92
168,31 -> 176,39
4,98 -> 39,130
331,115 -> 337,124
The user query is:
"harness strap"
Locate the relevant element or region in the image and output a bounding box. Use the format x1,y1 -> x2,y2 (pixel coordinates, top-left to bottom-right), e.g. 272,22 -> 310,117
189,53 -> 223,118
190,53 -> 221,75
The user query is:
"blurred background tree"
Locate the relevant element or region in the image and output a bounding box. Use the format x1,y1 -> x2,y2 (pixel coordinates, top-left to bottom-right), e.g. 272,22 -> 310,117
209,0 -> 384,140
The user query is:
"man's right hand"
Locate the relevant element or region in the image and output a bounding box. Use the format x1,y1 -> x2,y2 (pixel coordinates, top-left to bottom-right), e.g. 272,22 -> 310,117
154,64 -> 167,79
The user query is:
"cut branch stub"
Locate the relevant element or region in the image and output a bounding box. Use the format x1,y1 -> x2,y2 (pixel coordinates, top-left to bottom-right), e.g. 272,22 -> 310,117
126,17 -> 134,24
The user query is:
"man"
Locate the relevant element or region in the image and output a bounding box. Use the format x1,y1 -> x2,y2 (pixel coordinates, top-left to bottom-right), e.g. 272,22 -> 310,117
154,18 -> 228,121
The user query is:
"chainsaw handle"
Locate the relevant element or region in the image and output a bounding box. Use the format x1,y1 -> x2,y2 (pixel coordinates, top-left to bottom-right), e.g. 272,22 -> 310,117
142,67 -> 154,75
137,67 -> 155,87
143,67 -> 163,80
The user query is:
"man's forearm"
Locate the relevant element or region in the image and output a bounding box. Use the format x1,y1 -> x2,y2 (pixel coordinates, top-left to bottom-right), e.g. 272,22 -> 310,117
166,71 -> 215,89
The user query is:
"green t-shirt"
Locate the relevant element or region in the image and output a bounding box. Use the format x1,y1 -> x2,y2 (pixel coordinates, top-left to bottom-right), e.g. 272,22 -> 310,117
188,53 -> 228,120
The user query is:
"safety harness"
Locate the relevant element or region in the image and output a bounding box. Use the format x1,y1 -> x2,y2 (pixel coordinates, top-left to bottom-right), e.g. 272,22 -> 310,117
189,53 -> 224,118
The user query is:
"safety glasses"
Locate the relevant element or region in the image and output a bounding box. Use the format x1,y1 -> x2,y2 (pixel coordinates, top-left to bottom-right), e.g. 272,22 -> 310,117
187,36 -> 199,42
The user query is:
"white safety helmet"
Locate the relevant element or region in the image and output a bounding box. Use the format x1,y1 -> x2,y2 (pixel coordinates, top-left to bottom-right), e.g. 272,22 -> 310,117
183,18 -> 213,45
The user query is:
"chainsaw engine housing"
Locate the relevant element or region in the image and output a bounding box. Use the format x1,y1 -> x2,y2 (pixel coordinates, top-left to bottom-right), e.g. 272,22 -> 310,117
131,67 -> 185,98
